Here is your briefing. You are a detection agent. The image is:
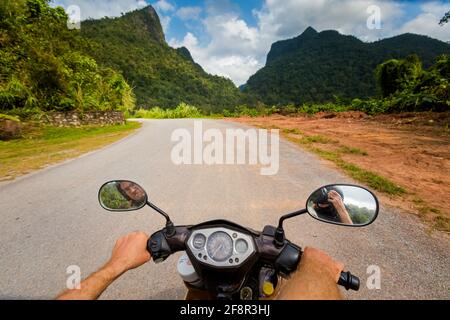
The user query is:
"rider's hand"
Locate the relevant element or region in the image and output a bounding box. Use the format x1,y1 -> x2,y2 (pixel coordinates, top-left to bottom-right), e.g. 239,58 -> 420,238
276,247 -> 344,300
106,232 -> 151,275
327,190 -> 353,225
56,232 -> 151,300
327,190 -> 345,210
301,247 -> 344,282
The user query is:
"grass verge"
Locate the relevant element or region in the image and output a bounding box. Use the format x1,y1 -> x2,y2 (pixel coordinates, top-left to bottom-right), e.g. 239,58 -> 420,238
275,126 -> 450,232
309,146 -> 406,196
0,122 -> 141,181
339,146 -> 368,156
277,130 -> 406,196
413,197 -> 450,232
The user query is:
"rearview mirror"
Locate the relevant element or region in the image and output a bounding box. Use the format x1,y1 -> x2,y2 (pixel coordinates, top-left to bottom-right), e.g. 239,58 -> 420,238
98,180 -> 147,212
306,185 -> 379,227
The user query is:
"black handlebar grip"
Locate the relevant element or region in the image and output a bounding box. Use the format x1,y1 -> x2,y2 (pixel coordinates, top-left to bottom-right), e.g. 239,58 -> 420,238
147,231 -> 172,263
338,271 -> 360,291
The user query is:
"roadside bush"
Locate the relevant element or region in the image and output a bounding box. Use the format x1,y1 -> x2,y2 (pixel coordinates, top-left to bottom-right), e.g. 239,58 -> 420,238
350,99 -> 388,115
376,54 -> 423,98
0,113 -> 20,122
234,105 -> 261,117
374,54 -> 450,113
297,103 -> 349,115
279,104 -> 298,115
133,103 -> 203,119
222,109 -> 235,118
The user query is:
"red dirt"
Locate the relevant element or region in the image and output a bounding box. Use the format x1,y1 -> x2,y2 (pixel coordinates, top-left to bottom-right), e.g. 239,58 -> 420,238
229,112 -> 450,233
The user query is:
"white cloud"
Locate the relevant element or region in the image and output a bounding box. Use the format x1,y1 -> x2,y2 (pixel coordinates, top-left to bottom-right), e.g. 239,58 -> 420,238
53,0 -> 450,86
51,0 -> 149,20
399,2 -> 450,42
170,32 -> 198,48
159,15 -> 171,32
152,1 -> 175,33
170,32 -> 261,86
170,0 -> 410,85
153,0 -> 174,12
254,0 -> 406,43
170,13 -> 265,86
53,0 -> 174,33
171,0 -> 450,86
176,6 -> 202,21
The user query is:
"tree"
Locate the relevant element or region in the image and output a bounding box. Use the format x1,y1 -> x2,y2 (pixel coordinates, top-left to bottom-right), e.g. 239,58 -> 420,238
0,0 -> 136,115
440,10 -> 450,25
375,55 -> 422,98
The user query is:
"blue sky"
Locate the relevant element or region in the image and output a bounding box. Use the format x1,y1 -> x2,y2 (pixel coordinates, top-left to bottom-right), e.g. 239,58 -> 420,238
52,0 -> 450,85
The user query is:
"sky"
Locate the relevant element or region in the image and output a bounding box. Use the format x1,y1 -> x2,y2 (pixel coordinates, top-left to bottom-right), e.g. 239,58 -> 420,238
52,0 -> 450,86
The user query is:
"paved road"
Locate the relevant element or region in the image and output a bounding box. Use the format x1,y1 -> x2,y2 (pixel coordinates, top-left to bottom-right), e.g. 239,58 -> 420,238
0,119 -> 448,300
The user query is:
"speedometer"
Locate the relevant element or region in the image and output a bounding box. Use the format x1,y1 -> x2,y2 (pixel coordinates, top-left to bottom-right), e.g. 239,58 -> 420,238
206,231 -> 233,262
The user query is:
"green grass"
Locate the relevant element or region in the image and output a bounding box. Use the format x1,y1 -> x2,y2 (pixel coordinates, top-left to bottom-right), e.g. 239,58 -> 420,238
132,103 -> 203,119
302,135 -> 338,144
283,132 -> 406,196
0,114 -> 21,122
338,161 -> 405,196
0,122 -> 141,181
413,197 -> 449,232
339,146 -> 368,156
39,124 -> 139,141
282,128 -> 303,135
308,146 -> 405,195
289,134 -> 337,145
433,215 -> 450,232
310,148 -> 342,162
278,129 -> 399,194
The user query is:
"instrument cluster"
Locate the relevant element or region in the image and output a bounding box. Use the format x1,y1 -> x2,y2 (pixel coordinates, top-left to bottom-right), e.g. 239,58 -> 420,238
187,227 -> 255,267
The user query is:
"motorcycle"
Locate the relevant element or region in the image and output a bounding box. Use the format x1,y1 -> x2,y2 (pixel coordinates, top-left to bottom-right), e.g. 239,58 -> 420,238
98,181 -> 379,300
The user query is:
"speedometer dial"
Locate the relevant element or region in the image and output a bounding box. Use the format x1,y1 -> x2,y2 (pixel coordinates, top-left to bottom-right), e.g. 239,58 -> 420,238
206,231 -> 233,262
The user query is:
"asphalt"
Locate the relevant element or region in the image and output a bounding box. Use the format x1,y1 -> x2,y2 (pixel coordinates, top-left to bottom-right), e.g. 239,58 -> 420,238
0,119 -> 448,299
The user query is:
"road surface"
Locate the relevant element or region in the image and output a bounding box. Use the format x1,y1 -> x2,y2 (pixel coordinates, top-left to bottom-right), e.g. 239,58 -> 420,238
0,119 -> 448,299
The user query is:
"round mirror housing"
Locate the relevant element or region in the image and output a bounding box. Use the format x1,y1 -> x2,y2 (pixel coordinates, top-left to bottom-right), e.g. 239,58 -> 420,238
306,184 -> 379,227
98,180 -> 147,212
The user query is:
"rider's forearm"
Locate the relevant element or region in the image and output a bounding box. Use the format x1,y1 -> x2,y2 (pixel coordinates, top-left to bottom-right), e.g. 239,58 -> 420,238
336,206 -> 353,225
56,262 -> 124,300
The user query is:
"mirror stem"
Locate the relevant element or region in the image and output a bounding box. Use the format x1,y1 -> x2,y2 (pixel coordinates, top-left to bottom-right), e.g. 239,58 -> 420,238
278,209 -> 308,229
147,201 -> 171,222
147,201 -> 176,237
274,209 -> 307,248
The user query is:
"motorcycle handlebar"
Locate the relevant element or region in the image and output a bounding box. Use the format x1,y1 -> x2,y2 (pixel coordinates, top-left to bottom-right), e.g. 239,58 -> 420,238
338,271 -> 360,291
148,227 -> 361,292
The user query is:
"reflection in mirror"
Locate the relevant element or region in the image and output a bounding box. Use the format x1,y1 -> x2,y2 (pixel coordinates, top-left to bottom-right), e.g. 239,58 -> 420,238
99,181 -> 147,211
307,185 -> 378,226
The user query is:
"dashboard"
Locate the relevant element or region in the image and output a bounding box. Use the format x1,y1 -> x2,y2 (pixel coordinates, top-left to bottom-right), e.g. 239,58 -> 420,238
187,227 -> 256,268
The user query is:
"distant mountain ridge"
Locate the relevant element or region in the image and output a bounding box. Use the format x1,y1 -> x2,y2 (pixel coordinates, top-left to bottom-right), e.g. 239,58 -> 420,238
81,6 -> 241,112
244,27 -> 450,105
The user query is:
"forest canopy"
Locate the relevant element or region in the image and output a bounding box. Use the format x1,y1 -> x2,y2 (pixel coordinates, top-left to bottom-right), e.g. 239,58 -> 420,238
0,0 -> 135,117
80,6 -> 243,113
243,27 -> 450,107
0,2 -> 448,118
